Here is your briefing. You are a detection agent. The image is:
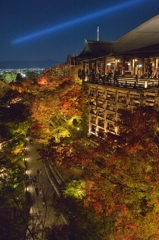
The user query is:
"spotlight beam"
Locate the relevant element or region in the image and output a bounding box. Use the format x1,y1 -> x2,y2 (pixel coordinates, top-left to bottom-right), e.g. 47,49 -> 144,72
12,0 -> 143,44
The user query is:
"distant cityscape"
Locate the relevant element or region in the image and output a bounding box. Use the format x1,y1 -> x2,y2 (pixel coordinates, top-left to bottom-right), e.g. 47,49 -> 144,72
0,68 -> 44,75
0,59 -> 60,70
0,59 -> 64,81
0,68 -> 44,81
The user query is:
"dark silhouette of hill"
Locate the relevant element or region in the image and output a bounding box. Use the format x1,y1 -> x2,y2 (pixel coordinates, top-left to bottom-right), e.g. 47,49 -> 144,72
0,60 -> 60,69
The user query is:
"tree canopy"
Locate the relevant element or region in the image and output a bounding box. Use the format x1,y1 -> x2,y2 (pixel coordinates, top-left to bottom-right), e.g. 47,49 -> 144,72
41,106 -> 159,239
2,64 -> 159,239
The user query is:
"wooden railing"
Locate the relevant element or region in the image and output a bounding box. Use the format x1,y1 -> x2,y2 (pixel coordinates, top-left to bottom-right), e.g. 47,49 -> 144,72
82,74 -> 159,89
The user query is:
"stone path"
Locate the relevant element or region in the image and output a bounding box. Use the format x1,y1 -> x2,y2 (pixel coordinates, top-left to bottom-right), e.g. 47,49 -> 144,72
25,138 -> 64,239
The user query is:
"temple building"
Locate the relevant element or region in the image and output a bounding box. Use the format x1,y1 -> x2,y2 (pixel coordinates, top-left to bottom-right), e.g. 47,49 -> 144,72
76,15 -> 159,137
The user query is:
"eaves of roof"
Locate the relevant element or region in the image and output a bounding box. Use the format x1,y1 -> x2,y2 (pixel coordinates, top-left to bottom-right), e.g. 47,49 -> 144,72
77,40 -> 115,60
114,15 -> 159,53
77,15 -> 159,61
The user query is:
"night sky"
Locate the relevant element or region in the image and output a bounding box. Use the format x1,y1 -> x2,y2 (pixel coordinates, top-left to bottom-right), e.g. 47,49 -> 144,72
1,0 -> 159,64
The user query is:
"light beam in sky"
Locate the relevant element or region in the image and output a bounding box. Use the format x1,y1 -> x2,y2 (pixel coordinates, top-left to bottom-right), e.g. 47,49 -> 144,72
12,0 -> 143,44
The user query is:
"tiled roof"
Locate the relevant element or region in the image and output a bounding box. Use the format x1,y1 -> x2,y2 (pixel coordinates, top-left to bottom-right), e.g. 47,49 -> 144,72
77,15 -> 159,60
115,15 -> 159,52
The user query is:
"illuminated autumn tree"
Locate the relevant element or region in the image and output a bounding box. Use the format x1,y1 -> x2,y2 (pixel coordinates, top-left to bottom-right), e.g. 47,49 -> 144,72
0,88 -> 30,166
0,80 -> 10,97
30,66 -> 87,143
44,107 -> 159,239
79,107 -> 159,240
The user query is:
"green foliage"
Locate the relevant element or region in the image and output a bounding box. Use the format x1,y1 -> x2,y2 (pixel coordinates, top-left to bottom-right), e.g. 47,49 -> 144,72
69,65 -> 82,84
0,80 -> 11,98
51,126 -> 70,142
30,65 -> 87,144
0,161 -> 25,208
1,119 -> 29,165
63,180 -> 86,199
9,121 -> 30,136
24,70 -> 40,79
78,107 -> 159,239
47,106 -> 159,239
1,72 -> 17,83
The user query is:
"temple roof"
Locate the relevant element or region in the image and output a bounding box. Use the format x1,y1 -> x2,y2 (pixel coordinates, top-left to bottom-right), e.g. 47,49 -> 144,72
77,40 -> 115,60
114,15 -> 159,53
77,15 -> 159,60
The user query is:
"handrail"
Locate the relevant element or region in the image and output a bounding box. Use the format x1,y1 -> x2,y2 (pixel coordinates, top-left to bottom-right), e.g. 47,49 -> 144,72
84,77 -> 159,90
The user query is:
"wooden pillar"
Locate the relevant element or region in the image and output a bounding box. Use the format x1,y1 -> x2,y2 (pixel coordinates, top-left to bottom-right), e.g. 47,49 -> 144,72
104,57 -> 107,75
96,59 -> 98,73
132,59 -> 135,76
89,60 -> 92,71
82,61 -> 85,72
81,61 -> 86,83
156,58 -> 159,69
155,58 -> 159,78
140,58 -> 144,77
126,91 -> 130,106
114,89 -> 118,134
134,59 -> 138,75
104,88 -> 107,134
128,63 -> 131,72
122,58 -> 125,76
114,59 -> 118,71
140,93 -> 144,105
143,58 -> 146,76
156,90 -> 159,109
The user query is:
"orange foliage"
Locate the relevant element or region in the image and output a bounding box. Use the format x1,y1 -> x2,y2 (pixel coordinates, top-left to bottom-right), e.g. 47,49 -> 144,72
37,77 -> 48,85
53,107 -> 159,239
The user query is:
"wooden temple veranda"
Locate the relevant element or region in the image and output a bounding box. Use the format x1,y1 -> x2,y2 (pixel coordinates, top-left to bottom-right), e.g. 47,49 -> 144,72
76,15 -> 159,137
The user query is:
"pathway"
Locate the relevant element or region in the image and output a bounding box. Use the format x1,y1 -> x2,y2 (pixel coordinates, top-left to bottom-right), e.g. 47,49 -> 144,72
24,138 -> 64,239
